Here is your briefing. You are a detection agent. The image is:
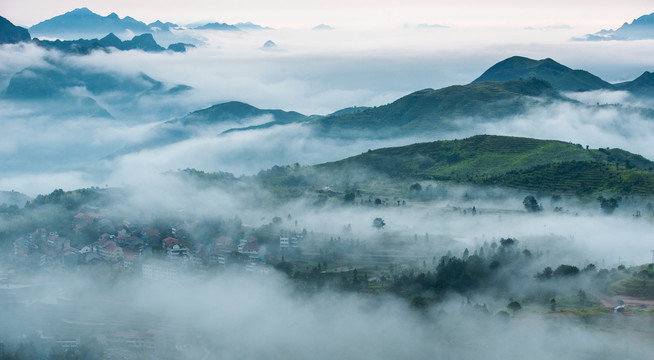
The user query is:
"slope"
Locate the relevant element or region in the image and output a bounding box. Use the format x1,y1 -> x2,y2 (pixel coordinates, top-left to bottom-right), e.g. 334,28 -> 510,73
310,135 -> 654,196
314,78 -> 560,137
472,56 -> 612,92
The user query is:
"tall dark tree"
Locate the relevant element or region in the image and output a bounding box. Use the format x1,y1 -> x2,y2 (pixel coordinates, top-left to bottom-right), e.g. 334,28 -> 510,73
507,300 -> 522,316
522,195 -> 541,212
598,196 -> 619,214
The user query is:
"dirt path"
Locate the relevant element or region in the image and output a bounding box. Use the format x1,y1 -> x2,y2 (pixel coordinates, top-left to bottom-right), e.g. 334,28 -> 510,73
594,293 -> 654,311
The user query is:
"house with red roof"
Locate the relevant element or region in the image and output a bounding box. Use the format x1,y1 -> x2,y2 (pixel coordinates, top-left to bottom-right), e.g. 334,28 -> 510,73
98,243 -> 123,262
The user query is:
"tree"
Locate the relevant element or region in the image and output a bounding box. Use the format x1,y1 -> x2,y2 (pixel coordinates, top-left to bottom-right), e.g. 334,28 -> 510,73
495,310 -> 510,322
410,295 -> 429,311
409,183 -> 422,192
638,269 -> 649,287
343,192 -> 356,204
536,266 -> 553,279
372,217 -> 386,230
553,264 -> 579,277
522,195 -> 541,212
507,300 -> 522,316
598,196 -> 619,214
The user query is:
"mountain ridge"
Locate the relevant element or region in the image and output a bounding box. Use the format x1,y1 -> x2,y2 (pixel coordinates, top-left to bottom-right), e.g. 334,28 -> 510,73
313,78 -> 562,137
582,12 -> 654,41
256,135 -> 654,197
473,55 -> 654,96
473,56 -> 613,92
0,16 -> 31,44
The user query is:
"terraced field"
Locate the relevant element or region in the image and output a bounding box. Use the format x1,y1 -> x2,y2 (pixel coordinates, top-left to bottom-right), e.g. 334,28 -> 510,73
311,135 -> 654,196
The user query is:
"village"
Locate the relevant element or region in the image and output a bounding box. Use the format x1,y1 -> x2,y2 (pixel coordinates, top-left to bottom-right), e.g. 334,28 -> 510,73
9,209 -> 315,281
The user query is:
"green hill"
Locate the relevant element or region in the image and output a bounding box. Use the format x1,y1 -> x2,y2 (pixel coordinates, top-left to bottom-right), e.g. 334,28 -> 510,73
314,78 -> 560,137
172,101 -> 307,126
472,56 -> 612,92
311,135 -> 654,196
614,71 -> 654,96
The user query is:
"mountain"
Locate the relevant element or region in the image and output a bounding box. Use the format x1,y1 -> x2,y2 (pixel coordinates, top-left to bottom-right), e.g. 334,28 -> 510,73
262,40 -> 277,49
474,56 -> 654,98
172,101 -> 307,126
0,16 -> 31,44
256,135 -> 654,197
614,71 -> 654,96
2,58 -> 189,118
167,42 -> 195,52
147,20 -> 179,32
29,8 -> 151,39
312,24 -> 334,31
236,22 -> 273,31
27,8 -> 198,46
108,101 -> 310,158
326,106 -> 371,117
193,22 -> 240,31
472,56 -> 612,92
313,78 -> 561,137
582,12 -> 654,41
0,191 -> 30,208
33,33 -> 166,54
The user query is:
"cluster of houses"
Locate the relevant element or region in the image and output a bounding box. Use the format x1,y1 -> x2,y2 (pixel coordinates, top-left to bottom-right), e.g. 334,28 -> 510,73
11,212 -> 290,280
279,233 -> 302,250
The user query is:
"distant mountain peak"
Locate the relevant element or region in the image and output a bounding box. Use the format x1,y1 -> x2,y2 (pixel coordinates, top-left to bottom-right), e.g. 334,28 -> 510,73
614,70 -> 654,95
193,22 -> 240,31
473,56 -> 612,92
29,8 -> 161,40
581,12 -> 654,41
312,24 -> 334,30
262,40 -> 277,49
235,22 -> 273,30
70,7 -> 93,14
34,32 -> 167,54
0,16 -> 31,44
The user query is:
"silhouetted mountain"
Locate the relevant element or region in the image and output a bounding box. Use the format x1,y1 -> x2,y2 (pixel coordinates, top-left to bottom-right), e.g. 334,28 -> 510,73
0,16 -> 31,44
27,8 -> 197,46
262,40 -> 277,49
314,78 -> 561,137
614,71 -> 654,96
236,22 -> 273,31
147,20 -> 179,32
312,24 -> 334,30
167,42 -> 195,52
33,33 -> 166,54
173,101 -> 307,126
122,33 -> 164,51
108,101 -> 309,158
30,8 -> 151,39
582,12 -> 654,41
473,56 -> 612,92
2,58 -> 189,118
193,22 -> 240,31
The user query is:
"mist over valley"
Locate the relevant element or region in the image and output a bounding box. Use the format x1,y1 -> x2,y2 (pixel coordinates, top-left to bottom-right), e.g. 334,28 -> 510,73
2,5 -> 654,359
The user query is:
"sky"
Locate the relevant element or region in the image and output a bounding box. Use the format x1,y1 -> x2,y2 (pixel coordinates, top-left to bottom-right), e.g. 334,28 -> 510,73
2,1 -> 654,197
2,0 -> 653,29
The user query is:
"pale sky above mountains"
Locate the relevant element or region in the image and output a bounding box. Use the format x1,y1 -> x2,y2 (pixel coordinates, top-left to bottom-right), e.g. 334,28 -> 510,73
2,0 -> 653,29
